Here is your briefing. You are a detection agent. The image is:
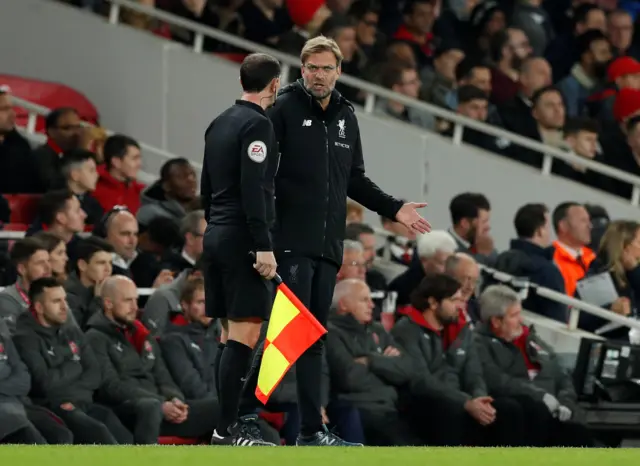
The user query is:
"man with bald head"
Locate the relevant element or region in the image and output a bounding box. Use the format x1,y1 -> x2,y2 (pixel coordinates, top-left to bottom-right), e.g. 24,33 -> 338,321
85,275 -> 218,444
326,279 -> 415,445
445,252 -> 481,323
103,208 -> 173,289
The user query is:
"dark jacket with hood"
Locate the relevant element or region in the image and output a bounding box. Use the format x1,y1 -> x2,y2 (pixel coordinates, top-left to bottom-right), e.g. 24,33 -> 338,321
64,272 -> 103,331
137,181 -> 188,228
267,79 -> 403,266
492,239 -> 567,322
85,312 -> 184,406
12,311 -> 101,408
391,307 -> 487,407
326,313 -> 412,411
159,312 -> 220,400
141,268 -> 192,337
0,318 -> 32,440
475,324 -> 578,412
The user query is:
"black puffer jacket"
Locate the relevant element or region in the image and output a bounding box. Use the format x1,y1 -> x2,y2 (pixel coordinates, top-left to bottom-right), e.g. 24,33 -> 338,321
268,79 -> 403,265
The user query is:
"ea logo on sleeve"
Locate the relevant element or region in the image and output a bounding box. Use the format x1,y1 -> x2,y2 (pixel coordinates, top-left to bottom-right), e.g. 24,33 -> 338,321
248,140 -> 267,163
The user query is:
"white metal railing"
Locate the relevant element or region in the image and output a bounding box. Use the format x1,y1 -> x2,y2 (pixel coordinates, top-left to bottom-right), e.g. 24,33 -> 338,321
100,0 -> 640,205
372,227 -> 640,333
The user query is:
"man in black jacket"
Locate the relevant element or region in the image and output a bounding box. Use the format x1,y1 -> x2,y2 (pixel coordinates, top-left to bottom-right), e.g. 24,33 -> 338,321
391,274 -> 527,447
12,277 -> 132,445
251,35 -> 430,446
85,275 -> 218,445
326,279 -> 416,446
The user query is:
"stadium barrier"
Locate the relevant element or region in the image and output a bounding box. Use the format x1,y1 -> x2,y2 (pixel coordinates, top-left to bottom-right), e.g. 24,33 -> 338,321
100,0 -> 640,206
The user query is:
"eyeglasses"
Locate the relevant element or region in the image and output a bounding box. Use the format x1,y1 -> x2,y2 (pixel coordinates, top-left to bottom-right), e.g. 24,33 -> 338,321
304,64 -> 337,74
344,260 -> 366,267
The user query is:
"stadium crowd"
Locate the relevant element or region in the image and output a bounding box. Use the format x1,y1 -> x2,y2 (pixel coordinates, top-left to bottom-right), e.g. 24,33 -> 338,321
0,0 -> 639,448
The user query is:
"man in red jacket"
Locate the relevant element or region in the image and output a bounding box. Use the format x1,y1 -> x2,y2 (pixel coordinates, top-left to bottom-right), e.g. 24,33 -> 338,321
93,135 -> 145,215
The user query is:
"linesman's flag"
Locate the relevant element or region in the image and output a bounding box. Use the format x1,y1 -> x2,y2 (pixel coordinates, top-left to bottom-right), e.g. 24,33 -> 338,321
255,277 -> 327,405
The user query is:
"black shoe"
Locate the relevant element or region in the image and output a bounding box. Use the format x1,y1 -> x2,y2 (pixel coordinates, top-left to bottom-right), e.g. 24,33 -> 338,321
296,426 -> 364,446
210,415 -> 276,446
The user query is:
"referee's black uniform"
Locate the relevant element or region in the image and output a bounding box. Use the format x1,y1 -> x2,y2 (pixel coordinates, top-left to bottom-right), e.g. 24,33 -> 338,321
201,100 -> 279,321
266,79 -> 403,436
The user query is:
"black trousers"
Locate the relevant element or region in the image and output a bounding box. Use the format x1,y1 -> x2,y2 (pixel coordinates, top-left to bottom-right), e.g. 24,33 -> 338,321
404,396 -> 526,446
116,398 -> 219,444
510,395 -> 595,447
52,403 -> 133,445
239,256 -> 337,436
25,405 -> 73,444
358,408 -> 420,446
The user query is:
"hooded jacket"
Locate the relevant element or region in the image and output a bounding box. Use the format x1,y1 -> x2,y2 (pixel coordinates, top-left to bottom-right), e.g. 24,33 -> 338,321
326,313 -> 412,411
267,79 -> 403,265
12,311 -> 101,408
85,312 -> 183,405
137,181 -> 187,228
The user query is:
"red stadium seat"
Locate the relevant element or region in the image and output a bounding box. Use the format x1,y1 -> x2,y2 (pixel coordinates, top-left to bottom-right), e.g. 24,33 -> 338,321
5,194 -> 41,225
0,75 -> 99,133
214,53 -> 248,64
157,436 -> 202,445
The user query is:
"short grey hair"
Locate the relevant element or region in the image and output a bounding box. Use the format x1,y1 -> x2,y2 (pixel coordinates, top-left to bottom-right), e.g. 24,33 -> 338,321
180,210 -> 205,237
343,239 -> 364,253
479,285 -> 521,323
416,230 -> 457,259
444,252 -> 475,276
331,278 -> 364,308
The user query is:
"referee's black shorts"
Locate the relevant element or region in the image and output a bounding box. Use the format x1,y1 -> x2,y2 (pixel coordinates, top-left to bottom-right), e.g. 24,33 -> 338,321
202,224 -> 274,320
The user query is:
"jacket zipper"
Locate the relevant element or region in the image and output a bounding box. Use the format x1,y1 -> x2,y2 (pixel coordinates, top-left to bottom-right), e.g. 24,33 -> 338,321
322,122 -> 329,258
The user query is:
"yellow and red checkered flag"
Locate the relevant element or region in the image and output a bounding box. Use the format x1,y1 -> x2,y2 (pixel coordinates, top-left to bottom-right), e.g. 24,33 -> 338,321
255,275 -> 327,405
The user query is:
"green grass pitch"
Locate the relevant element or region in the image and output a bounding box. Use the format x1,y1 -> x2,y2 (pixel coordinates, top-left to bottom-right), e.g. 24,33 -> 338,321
0,446 -> 635,466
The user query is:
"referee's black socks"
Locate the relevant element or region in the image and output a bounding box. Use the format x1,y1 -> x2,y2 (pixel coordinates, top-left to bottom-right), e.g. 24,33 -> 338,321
214,342 -> 226,400
217,339 -> 253,435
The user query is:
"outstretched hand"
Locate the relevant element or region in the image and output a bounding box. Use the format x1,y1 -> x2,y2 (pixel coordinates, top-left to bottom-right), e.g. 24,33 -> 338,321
395,202 -> 431,234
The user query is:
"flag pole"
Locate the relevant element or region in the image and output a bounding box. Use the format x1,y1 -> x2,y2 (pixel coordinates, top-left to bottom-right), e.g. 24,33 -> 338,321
248,252 -> 283,285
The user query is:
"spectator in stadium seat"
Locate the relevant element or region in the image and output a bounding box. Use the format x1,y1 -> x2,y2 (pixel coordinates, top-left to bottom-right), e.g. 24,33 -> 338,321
389,230 -> 457,307
591,56 -> 640,130
556,30 -> 612,118
33,231 -> 68,283
488,28 -> 533,106
103,209 -> 173,290
554,118 -> 617,195
0,86 -> 44,194
137,158 -> 198,228
93,135 -> 145,215
552,202 -> 595,297
28,189 -> 86,266
347,0 -> 380,61
475,285 -> 594,447
377,61 -> 435,130
392,0 -> 438,67
32,107 -> 83,192
492,203 -> 567,322
432,0 -> 476,47
443,252 -> 481,324
498,56 -> 552,137
320,15 -> 366,105
603,115 -> 640,199
238,0 -> 293,47
142,264 -> 203,337
419,41 -> 465,109
0,238 -> 51,333
577,220 -> 640,340
608,9 -> 640,59
60,149 -> 103,226
279,0 -> 332,56
327,279 -> 416,446
86,275 -> 218,444
160,210 -> 206,275
337,240 -> 367,282
546,4 -> 607,81
64,237 -> 113,331
13,278 -> 132,445
465,1 -> 506,59
159,277 -> 219,400
447,192 -> 497,266
392,274 -> 526,447
0,318 -> 73,444
346,199 -> 364,224
585,203 -> 610,251
510,0 -> 555,57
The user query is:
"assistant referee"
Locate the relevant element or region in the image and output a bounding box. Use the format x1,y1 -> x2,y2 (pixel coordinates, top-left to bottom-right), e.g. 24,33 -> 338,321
201,53 -> 281,447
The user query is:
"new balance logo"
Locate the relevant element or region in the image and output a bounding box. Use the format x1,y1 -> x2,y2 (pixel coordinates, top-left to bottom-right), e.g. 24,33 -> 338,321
302,120 -> 312,126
